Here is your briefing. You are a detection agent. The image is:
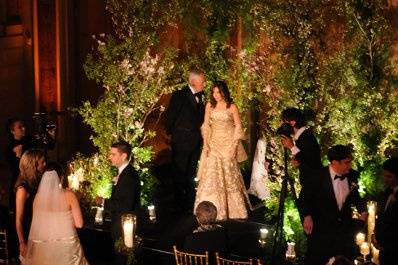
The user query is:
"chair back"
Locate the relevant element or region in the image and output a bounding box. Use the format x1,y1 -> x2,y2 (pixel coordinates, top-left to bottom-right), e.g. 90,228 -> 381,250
215,253 -> 252,265
173,245 -> 209,265
0,229 -> 9,265
256,259 -> 265,265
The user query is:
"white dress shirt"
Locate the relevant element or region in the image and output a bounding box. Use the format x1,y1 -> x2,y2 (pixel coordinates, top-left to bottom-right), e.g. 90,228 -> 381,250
112,162 -> 129,185
291,126 -> 307,155
329,166 -> 349,210
189,85 -> 199,103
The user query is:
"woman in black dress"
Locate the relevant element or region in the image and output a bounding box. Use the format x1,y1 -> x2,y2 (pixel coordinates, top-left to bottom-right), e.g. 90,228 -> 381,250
15,149 -> 46,260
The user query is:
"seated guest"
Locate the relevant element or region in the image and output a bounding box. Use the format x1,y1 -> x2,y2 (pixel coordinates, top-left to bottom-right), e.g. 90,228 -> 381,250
299,145 -> 367,265
184,201 -> 228,254
374,157 -> 398,265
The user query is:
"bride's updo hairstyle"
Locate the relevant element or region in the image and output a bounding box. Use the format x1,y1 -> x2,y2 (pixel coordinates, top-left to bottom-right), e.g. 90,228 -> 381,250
210,80 -> 233,108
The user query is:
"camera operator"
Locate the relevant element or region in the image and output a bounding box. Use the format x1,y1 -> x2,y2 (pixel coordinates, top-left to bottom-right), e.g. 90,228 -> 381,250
5,117 -> 56,211
279,108 -> 322,186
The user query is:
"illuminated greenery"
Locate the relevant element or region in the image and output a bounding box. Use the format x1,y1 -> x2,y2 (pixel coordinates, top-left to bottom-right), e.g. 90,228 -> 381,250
71,13 -> 182,206
70,0 -> 397,257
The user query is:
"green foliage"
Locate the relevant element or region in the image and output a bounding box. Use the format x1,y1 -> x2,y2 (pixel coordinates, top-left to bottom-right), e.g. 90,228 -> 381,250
247,0 -> 397,255
71,11 -> 182,206
70,0 -> 397,257
283,199 -> 306,259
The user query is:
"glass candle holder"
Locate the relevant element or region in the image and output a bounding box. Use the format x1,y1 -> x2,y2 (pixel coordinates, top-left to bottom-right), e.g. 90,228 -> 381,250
94,206 -> 104,225
258,228 -> 268,247
121,214 -> 137,248
286,242 -> 296,260
360,242 -> 370,262
148,205 -> 156,222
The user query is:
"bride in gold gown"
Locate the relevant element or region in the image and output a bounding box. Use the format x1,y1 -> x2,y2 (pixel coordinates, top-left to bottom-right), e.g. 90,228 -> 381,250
194,81 -> 251,220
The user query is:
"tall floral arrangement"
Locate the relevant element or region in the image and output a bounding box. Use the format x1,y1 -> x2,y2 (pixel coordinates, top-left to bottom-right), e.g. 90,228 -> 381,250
68,0 -> 184,206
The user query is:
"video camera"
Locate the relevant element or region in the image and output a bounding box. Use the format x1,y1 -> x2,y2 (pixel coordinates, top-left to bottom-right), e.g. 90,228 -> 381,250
32,112 -> 56,146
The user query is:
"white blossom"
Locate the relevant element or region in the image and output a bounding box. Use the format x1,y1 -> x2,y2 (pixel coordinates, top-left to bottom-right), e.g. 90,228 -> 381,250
134,121 -> 143,129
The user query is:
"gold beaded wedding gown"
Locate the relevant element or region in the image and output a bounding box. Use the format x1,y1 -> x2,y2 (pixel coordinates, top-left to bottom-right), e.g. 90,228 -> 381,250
194,108 -> 251,220
24,171 -> 89,265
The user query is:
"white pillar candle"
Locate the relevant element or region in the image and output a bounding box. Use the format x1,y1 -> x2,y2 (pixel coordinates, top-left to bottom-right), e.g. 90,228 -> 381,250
95,207 -> 104,225
367,201 -> 377,244
356,232 -> 366,246
148,205 -> 156,221
260,228 -> 268,240
123,220 -> 134,248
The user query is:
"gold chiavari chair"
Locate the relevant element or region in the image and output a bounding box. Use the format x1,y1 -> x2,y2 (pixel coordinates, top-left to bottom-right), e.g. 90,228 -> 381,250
173,245 -> 209,265
256,259 -> 265,265
0,229 -> 9,265
215,253 -> 253,265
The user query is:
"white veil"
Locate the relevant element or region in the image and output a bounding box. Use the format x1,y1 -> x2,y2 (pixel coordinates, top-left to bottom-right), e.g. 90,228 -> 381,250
28,170 -> 76,241
248,137 -> 271,200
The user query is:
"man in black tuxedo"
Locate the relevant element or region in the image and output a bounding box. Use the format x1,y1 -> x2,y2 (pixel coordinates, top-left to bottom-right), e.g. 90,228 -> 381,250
299,145 -> 367,265
280,108 -> 322,186
97,141 -> 140,265
165,69 -> 205,213
374,157 -> 398,265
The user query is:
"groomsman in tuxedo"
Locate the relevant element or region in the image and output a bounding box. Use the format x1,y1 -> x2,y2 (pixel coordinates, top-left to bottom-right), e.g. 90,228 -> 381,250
165,68 -> 205,213
280,108 -> 322,186
299,145 -> 367,265
97,141 -> 140,265
374,157 -> 398,265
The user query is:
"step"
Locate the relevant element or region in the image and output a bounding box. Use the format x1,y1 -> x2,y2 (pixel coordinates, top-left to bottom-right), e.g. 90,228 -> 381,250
0,47 -> 23,66
0,35 -> 24,48
5,24 -> 23,36
0,64 -> 24,82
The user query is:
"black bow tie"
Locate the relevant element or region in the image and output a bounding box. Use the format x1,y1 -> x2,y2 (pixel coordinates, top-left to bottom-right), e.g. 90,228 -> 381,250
334,175 -> 347,181
195,92 -> 204,104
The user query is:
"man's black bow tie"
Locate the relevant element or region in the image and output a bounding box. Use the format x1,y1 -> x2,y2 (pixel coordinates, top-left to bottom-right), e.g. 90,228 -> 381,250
195,91 -> 204,96
334,175 -> 347,181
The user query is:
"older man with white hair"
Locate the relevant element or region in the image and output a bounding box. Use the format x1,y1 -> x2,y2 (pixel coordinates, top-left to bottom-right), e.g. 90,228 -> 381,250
165,68 -> 206,214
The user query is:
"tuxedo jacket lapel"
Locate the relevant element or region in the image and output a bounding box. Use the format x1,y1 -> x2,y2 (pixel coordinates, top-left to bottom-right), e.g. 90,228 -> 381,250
184,87 -> 199,112
322,168 -> 340,213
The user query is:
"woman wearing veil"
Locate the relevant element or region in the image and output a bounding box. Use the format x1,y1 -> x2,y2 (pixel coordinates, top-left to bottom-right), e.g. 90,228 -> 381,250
24,169 -> 89,265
